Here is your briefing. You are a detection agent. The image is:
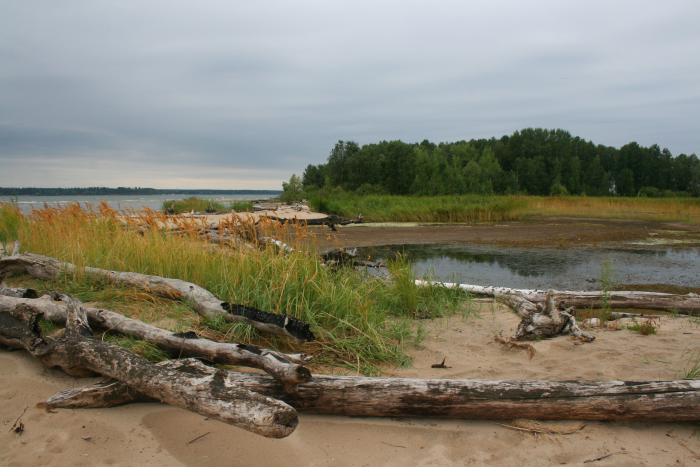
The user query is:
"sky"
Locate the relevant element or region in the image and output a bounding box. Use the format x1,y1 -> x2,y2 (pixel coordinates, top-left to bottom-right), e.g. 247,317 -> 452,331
1,0 -> 699,189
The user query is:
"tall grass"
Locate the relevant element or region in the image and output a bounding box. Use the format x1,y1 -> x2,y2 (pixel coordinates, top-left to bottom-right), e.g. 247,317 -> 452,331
0,203 -> 465,373
162,197 -> 226,214
308,192 -> 700,223
310,193 -> 528,223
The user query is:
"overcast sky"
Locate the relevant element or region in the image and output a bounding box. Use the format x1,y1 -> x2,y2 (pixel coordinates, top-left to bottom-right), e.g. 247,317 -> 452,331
1,1 -> 699,189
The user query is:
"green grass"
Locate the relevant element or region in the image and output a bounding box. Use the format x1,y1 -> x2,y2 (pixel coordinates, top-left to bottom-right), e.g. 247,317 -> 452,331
307,192 -> 700,223
0,203 -> 467,373
162,197 -> 226,214
231,201 -> 253,212
309,192 -> 528,223
682,352 -> 700,380
627,319 -> 659,335
103,335 -> 170,362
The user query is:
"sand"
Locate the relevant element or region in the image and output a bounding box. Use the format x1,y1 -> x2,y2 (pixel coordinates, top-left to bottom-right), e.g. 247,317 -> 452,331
2,303 -> 700,466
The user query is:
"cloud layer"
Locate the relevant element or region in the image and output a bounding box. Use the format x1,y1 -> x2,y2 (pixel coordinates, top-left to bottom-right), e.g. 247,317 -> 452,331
1,0 -> 699,188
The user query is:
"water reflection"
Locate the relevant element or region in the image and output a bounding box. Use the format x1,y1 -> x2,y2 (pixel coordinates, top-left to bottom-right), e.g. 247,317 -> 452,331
359,244 -> 700,290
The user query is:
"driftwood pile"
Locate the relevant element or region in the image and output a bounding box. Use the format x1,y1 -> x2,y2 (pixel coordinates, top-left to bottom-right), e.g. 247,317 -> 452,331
2,251 -> 700,439
416,280 -> 700,341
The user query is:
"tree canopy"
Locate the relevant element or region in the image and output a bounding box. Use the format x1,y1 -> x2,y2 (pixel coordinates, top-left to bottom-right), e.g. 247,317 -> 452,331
301,129 -> 700,197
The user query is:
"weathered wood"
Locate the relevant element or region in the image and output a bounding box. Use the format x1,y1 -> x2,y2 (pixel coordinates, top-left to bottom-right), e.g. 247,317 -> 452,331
415,280 -> 700,315
416,280 -> 593,341
42,379 -> 151,409
0,299 -> 298,438
0,252 -> 314,341
0,287 -> 38,298
43,367 -> 700,422
0,294 -> 311,385
512,291 -> 595,342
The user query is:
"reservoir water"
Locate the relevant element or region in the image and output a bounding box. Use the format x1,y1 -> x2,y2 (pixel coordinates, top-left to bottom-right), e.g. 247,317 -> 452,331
4,193 -> 277,213
359,243 -> 700,290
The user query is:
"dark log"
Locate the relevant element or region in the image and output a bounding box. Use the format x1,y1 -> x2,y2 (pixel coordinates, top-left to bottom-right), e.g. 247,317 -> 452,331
0,252 -> 314,341
0,298 -> 298,438
43,366 -> 700,422
0,287 -> 38,298
0,294 -> 311,385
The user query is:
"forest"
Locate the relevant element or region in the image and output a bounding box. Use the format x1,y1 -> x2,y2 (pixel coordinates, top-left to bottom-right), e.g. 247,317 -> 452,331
301,129 -> 700,197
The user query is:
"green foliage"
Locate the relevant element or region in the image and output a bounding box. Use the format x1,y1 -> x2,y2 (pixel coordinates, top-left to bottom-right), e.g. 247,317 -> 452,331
302,128 -> 700,197
0,203 -> 21,247
162,197 -> 226,214
280,174 -> 304,202
230,201 -> 253,212
307,192 -> 528,223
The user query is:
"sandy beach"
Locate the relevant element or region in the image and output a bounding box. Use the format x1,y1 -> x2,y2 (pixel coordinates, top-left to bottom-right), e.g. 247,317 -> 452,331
3,303 -> 700,466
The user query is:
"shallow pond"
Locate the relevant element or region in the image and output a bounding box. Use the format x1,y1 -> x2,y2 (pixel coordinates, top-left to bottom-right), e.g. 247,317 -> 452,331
359,244 -> 700,290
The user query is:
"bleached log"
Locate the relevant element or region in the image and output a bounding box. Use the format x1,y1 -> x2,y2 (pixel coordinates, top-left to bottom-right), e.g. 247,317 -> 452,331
416,280 -> 593,341
43,368 -> 700,422
0,298 -> 298,438
415,280 -> 700,315
0,252 -> 314,341
0,294 -> 310,385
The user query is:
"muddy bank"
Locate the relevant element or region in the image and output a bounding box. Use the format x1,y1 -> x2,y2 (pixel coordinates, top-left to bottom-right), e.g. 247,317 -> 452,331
312,218 -> 700,250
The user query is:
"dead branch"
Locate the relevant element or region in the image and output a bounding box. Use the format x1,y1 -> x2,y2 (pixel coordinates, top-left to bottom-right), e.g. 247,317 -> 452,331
0,252 -> 314,342
0,293 -> 310,385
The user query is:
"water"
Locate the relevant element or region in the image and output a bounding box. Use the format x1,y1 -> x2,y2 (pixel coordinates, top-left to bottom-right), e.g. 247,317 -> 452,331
5,193 -> 276,213
360,244 -> 700,290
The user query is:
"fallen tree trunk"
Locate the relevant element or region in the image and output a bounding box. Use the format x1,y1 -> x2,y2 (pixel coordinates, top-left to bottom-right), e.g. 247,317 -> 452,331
415,280 -> 700,315
0,252 -> 314,341
0,297 -> 298,438
0,293 -> 311,385
43,366 -> 700,422
416,281 -> 594,341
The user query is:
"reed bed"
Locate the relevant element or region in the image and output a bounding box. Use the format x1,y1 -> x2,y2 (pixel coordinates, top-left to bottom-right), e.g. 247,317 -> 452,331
0,203 -> 464,373
309,193 -> 700,223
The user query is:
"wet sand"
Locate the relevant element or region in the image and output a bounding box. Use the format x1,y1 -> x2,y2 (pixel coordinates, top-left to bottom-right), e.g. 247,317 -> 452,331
3,303 -> 700,466
312,218 -> 700,250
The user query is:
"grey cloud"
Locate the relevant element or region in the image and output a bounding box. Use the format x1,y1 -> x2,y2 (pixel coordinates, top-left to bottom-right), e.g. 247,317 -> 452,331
1,0 -> 699,188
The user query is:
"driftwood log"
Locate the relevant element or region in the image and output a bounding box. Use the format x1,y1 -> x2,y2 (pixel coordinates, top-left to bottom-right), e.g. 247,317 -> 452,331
416,281 -> 594,341
0,296 -> 298,438
0,293 -> 311,385
0,252 -> 314,342
416,281 -> 700,315
42,366 -> 700,422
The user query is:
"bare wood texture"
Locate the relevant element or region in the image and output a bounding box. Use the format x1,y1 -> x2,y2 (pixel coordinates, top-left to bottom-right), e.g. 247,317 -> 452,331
43,367 -> 700,422
0,300 -> 298,438
0,294 -> 310,384
415,280 -> 700,315
0,252 -> 314,341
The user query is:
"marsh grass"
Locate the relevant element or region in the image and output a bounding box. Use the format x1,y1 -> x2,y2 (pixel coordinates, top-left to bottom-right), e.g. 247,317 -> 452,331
0,203 -> 467,373
309,193 -> 700,223
162,197 -> 226,214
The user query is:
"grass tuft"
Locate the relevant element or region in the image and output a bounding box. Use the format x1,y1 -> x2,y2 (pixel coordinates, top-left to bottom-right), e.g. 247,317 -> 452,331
0,202 -> 467,373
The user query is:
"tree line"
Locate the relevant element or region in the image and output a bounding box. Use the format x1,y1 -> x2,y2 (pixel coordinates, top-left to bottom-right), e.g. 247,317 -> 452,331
299,128 -> 700,197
